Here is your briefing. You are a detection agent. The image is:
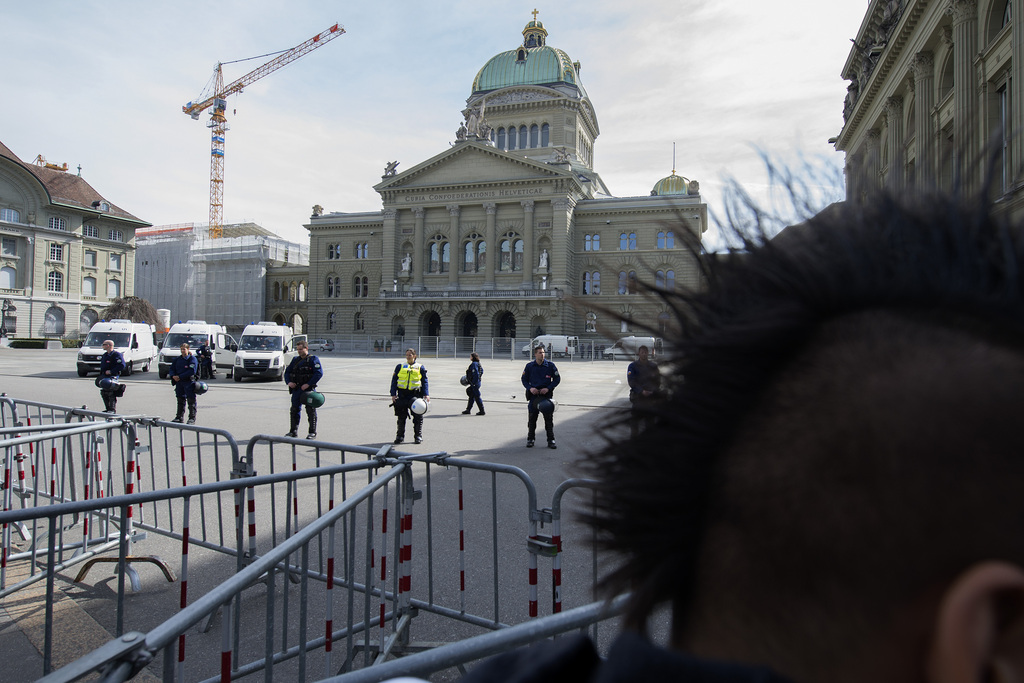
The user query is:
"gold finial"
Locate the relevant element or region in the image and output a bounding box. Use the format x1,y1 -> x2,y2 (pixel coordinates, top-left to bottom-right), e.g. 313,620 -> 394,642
531,8 -> 539,21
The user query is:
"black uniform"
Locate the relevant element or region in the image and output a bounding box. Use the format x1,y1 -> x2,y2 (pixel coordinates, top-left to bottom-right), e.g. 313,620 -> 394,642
284,353 -> 323,438
462,360 -> 484,415
521,357 -> 561,448
97,349 -> 126,413
170,353 -> 199,424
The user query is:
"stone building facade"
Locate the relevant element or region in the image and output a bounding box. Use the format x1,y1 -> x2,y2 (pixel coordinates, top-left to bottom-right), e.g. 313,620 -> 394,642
305,17 -> 707,342
835,0 -> 1024,213
0,141 -> 149,338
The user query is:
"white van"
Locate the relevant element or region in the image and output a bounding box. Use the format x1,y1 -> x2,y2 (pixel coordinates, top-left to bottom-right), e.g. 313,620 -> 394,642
77,320 -> 158,377
158,320 -> 237,379
603,335 -> 659,359
233,322 -> 303,382
520,335 -> 579,358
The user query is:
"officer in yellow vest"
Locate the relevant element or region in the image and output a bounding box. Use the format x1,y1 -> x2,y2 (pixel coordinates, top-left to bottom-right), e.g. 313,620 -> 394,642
390,348 -> 430,444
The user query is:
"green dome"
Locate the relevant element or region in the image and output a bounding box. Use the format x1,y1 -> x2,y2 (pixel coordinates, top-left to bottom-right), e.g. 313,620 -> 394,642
651,173 -> 691,196
471,18 -> 586,97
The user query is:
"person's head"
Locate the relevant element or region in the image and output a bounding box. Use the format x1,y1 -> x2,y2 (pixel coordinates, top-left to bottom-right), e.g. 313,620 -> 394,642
102,339 -> 114,352
296,340 -> 308,357
470,352 -> 480,362
179,343 -> 190,356
533,345 -> 546,363
405,348 -> 417,364
584,189 -> 1024,683
636,345 -> 649,362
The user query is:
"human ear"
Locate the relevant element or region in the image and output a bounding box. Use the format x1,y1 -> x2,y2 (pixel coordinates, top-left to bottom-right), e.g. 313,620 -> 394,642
926,561 -> 1024,683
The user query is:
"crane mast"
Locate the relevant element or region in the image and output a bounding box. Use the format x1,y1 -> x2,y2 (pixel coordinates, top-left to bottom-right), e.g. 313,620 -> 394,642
183,22 -> 345,238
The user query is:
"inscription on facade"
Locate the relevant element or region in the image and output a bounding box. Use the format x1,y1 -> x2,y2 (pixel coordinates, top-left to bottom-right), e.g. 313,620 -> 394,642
401,188 -> 544,203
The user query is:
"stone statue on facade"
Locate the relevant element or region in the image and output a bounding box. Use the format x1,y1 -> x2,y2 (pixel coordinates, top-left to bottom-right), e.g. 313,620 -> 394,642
456,123 -> 468,141
312,204 -> 324,217
384,160 -> 399,177
400,253 -> 412,273
552,148 -> 570,163
539,249 -> 549,269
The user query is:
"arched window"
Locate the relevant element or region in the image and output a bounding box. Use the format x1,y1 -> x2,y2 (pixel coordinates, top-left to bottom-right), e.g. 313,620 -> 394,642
49,217 -> 67,231
289,283 -> 297,301
0,266 -> 15,289
298,282 -> 306,301
658,231 -> 675,249
513,239 -> 524,271
583,271 -> 592,295
530,124 -> 539,148
430,243 -> 440,272
47,270 -> 63,293
477,241 -> 486,271
508,126 -> 518,150
43,306 -> 65,335
655,270 -> 665,288
464,241 -> 475,272
107,279 -> 121,299
519,126 -> 528,145
628,233 -> 637,249
82,276 -> 97,297
585,234 -> 593,251
627,271 -> 637,294
500,239 -> 511,271
618,271 -> 627,295
353,276 -> 368,298
274,282 -> 281,301
541,123 -> 549,147
497,128 -> 506,150
582,271 -> 601,295
354,312 -> 364,331
666,270 -> 675,290
1,208 -> 21,223
326,277 -> 335,298
327,244 -> 335,260
620,233 -> 628,250
441,242 -> 450,273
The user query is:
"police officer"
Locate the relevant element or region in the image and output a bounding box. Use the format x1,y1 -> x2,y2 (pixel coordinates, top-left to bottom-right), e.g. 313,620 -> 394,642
197,341 -> 216,379
390,348 -> 429,444
521,345 -> 561,449
627,344 -> 661,438
461,351 -> 485,415
170,343 -> 199,424
285,340 -> 323,439
97,339 -> 126,413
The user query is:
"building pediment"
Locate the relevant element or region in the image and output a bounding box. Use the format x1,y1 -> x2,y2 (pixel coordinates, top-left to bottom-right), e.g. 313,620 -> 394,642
374,141 -> 570,197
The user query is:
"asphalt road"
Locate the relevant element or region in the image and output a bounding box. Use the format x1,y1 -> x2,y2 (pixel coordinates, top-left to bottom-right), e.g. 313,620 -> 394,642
0,347 -> 644,681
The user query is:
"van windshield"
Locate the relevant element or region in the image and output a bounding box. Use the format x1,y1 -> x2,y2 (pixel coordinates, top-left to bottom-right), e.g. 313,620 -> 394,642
85,332 -> 130,347
164,333 -> 210,348
239,335 -> 282,351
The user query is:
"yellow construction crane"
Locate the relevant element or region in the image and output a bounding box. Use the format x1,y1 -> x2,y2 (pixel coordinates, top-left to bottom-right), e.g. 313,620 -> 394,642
183,22 -> 345,238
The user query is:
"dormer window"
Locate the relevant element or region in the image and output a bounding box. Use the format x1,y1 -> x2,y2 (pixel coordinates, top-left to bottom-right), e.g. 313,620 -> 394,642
517,48 -> 526,62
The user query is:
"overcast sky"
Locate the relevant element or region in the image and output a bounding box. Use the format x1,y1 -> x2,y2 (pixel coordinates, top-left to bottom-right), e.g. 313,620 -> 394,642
1,1 -> 867,246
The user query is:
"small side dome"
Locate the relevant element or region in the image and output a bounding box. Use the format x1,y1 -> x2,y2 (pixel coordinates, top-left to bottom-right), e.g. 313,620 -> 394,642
651,172 -> 691,196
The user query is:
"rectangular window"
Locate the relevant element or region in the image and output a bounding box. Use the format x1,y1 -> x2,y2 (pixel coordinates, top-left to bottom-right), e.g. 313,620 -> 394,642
49,243 -> 63,262
1,237 -> 16,256
84,250 -> 97,268
82,224 -> 98,238
107,279 -> 121,299
48,217 -> 67,231
109,253 -> 122,271
82,276 -> 97,297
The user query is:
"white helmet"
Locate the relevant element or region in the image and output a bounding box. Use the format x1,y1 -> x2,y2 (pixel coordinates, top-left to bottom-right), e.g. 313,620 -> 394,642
410,397 -> 429,415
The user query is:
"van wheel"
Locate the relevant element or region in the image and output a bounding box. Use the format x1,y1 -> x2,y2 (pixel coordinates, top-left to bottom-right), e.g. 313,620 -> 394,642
77,368 -> 89,378
125,361 -> 133,376
234,373 -> 242,383
141,362 -> 149,372
158,368 -> 168,379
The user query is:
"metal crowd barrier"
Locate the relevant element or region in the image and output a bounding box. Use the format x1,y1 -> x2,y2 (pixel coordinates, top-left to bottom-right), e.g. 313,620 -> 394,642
0,396 -> 616,682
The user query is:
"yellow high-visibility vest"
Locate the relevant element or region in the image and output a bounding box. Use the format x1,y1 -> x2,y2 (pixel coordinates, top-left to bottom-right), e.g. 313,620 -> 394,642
396,363 -> 423,390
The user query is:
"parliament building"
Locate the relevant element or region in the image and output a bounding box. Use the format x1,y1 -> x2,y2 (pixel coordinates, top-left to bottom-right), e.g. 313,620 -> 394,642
305,17 -> 707,342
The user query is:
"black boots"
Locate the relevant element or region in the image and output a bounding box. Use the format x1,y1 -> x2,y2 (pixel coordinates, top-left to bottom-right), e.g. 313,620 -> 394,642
286,413 -> 299,438
306,408 -> 317,440
394,417 -> 405,444
187,398 -> 197,425
172,398 -> 186,423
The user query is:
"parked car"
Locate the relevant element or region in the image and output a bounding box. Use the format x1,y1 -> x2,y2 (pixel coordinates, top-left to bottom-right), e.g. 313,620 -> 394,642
307,338 -> 335,352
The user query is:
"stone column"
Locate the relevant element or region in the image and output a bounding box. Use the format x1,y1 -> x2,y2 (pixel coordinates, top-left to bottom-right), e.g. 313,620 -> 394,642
549,197 -> 573,293
382,208 -> 397,295
447,204 -> 460,289
864,129 -> 882,193
521,200 -> 535,289
911,51 -> 935,188
950,0 -> 978,190
884,95 -> 905,190
412,207 -> 425,291
483,202 -> 496,290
